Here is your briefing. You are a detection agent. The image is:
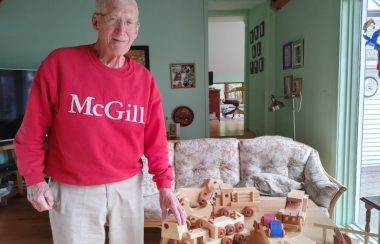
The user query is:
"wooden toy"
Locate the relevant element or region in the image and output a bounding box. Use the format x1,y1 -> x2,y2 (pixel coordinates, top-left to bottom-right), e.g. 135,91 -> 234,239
277,190 -> 308,231
261,213 -> 276,226
268,219 -> 285,238
333,227 -> 352,244
246,221 -> 270,244
210,182 -> 260,218
161,211 -> 250,244
176,179 -> 260,220
314,223 -> 374,244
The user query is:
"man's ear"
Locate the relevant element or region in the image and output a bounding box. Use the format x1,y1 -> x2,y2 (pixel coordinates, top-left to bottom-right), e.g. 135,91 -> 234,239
92,14 -> 99,31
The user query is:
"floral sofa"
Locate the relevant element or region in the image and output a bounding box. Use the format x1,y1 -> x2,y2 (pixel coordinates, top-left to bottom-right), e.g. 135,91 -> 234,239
142,136 -> 346,228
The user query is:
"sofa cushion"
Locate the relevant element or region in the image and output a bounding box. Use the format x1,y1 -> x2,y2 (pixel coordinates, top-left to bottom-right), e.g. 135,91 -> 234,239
142,142 -> 175,197
236,173 -> 304,196
304,149 -> 339,208
174,138 -> 240,188
239,136 -> 310,181
240,136 -> 339,208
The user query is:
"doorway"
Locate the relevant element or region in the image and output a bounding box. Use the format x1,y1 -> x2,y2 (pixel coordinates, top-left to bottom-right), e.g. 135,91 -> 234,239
208,17 -> 252,138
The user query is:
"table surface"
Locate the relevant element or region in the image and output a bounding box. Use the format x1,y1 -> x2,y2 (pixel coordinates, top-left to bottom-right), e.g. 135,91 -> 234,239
360,196 -> 380,211
246,198 -> 336,243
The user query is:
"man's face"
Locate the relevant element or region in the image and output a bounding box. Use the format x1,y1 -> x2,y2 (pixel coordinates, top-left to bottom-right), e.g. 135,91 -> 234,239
92,2 -> 139,57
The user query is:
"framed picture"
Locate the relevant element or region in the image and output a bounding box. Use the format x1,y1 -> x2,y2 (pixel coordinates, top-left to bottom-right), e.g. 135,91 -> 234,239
259,57 -> 264,72
259,21 -> 265,37
282,42 -> 293,69
252,45 -> 257,59
284,75 -> 293,98
170,63 -> 196,88
292,77 -> 303,97
257,42 -> 262,57
250,30 -> 254,44
253,60 -> 259,74
127,45 -> 150,70
292,39 -> 304,68
254,25 -> 259,41
250,61 -> 254,74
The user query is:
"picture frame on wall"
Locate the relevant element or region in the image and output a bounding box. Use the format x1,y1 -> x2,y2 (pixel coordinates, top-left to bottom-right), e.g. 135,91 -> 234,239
284,75 -> 293,98
250,61 -> 254,74
292,39 -> 304,68
254,25 -> 259,41
250,30 -> 254,44
259,21 -> 265,37
259,57 -> 264,72
252,44 -> 257,59
292,77 -> 303,97
170,63 -> 195,88
282,42 -> 293,70
257,42 -> 262,57
127,45 -> 150,70
253,60 -> 259,74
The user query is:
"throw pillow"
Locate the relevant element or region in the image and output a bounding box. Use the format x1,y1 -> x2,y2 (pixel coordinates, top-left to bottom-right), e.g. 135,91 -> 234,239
236,173 -> 304,196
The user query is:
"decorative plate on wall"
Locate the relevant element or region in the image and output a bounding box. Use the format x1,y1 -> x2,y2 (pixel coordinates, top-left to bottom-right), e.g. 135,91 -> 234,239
172,106 -> 194,127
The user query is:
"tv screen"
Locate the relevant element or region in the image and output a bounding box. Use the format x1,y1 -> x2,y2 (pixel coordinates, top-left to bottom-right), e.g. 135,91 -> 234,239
0,69 -> 36,142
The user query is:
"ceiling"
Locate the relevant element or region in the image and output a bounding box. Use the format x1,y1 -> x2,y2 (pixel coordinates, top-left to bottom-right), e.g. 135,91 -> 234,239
208,0 -> 265,11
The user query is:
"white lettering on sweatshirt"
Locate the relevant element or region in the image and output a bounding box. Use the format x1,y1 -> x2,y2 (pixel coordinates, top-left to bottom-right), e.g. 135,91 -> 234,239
68,94 -> 145,124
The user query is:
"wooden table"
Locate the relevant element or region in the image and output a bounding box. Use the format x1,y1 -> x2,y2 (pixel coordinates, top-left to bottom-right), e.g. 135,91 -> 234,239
245,198 -> 336,243
360,196 -> 380,244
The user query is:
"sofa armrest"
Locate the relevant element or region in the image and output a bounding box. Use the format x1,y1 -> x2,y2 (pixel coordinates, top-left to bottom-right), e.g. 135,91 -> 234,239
325,172 -> 347,217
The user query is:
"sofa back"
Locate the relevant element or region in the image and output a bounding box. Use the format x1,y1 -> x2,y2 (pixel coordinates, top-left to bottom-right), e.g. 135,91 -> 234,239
142,136 -> 339,208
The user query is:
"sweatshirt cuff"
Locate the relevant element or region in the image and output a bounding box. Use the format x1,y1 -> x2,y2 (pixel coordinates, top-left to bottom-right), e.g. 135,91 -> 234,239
24,174 -> 46,186
155,178 -> 172,189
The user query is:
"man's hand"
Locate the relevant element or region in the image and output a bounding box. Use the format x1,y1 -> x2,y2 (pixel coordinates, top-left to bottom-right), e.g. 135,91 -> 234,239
27,181 -> 54,212
159,188 -> 187,225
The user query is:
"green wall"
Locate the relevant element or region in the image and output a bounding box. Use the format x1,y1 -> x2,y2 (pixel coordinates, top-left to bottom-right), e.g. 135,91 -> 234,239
0,0 -> 208,139
263,0 -> 340,174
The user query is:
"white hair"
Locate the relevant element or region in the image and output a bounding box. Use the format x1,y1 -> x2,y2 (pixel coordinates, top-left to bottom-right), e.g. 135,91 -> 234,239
95,0 -> 139,17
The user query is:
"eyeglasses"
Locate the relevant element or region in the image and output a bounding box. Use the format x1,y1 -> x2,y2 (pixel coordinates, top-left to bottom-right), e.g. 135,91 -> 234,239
95,13 -> 139,30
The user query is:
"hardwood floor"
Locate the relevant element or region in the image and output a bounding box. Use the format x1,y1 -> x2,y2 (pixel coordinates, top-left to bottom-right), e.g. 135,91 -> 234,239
209,115 -> 256,138
0,196 -> 162,244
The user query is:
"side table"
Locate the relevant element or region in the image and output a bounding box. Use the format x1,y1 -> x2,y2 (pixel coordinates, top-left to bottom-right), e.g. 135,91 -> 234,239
360,196 -> 380,244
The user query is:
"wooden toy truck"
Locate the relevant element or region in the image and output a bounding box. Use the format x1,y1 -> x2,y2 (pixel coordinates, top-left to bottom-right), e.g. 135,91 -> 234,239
211,183 -> 260,218
276,190 -> 308,231
177,179 -> 260,219
161,212 -> 250,244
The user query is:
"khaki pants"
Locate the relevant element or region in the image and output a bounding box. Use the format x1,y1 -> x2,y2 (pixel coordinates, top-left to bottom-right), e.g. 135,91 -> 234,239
49,174 -> 143,244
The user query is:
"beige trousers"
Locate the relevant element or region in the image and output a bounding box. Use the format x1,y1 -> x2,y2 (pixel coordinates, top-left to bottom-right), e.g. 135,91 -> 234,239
48,174 -> 143,244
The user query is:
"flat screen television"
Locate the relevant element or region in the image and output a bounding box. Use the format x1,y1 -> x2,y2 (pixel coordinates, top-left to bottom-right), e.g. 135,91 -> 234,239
0,68 -> 36,142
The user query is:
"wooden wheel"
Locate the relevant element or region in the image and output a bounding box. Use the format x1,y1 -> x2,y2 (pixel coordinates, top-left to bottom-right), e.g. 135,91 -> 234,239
218,208 -> 229,216
221,237 -> 233,244
218,227 -> 226,238
225,224 -> 235,235
235,221 -> 244,232
234,233 -> 246,243
188,215 -> 198,227
242,207 -> 254,217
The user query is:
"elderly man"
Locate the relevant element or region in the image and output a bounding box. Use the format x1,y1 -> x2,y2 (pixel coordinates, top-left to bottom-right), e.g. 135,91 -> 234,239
13,0 -> 186,243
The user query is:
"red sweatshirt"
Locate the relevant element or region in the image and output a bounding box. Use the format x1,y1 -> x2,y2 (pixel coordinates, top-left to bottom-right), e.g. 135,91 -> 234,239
14,44 -> 173,188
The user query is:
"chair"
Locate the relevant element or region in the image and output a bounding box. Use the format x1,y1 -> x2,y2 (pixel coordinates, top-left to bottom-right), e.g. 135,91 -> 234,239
222,86 -> 245,118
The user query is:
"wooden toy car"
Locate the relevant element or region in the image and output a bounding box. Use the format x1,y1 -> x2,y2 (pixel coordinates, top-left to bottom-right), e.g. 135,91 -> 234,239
176,179 -> 260,219
268,219 -> 285,238
161,212 -> 250,244
261,213 -> 276,227
276,189 -> 308,231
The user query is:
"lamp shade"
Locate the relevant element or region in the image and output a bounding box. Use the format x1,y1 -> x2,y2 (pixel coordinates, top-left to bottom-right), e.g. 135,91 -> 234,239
268,95 -> 285,112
